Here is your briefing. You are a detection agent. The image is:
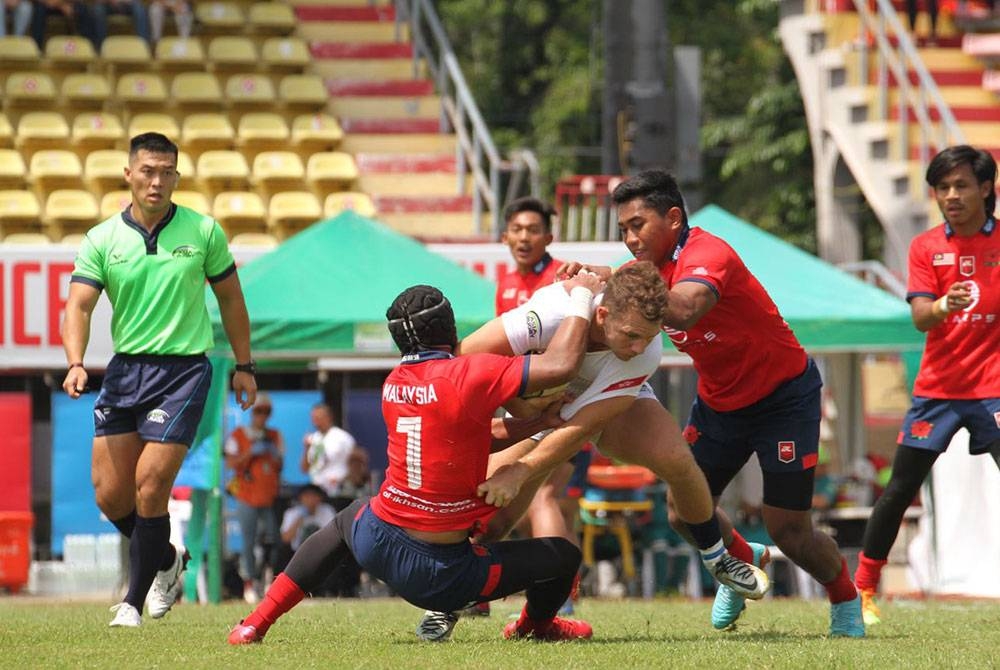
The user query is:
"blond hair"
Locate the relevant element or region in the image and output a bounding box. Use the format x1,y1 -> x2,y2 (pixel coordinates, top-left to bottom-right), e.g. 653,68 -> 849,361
603,261 -> 668,323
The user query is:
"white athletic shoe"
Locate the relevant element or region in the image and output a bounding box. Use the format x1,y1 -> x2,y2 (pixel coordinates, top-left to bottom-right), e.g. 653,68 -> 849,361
709,552 -> 770,600
109,602 -> 142,628
415,610 -> 459,642
147,546 -> 189,619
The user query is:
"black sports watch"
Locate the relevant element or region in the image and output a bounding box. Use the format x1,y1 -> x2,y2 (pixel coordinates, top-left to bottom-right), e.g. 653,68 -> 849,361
234,360 -> 257,375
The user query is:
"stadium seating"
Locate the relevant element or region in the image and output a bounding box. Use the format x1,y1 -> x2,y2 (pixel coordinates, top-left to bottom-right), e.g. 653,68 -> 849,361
236,112 -> 290,159
60,233 -> 85,245
155,37 -> 208,75
196,2 -> 246,35
214,191 -> 268,236
84,150 -> 129,196
15,112 -> 70,160
60,73 -> 113,113
43,189 -> 100,238
2,232 -> 52,245
4,72 -> 58,119
278,74 -> 328,118
0,36 -> 41,83
260,37 -> 310,74
225,74 -> 277,118
196,150 -> 250,196
171,72 -> 225,115
0,114 -> 12,148
290,113 -> 344,156
116,73 -> 169,117
251,151 -> 306,198
28,150 -> 84,196
267,190 -> 321,238
128,113 -> 180,141
324,191 -> 377,219
306,151 -> 359,197
0,190 -> 42,236
71,112 -> 126,156
181,113 -> 236,158
230,231 -> 279,247
100,190 -> 131,219
177,152 -> 197,180
172,190 -> 212,214
45,36 -> 96,74
0,149 -> 27,190
247,2 -> 296,36
207,37 -> 259,75
100,36 -> 153,76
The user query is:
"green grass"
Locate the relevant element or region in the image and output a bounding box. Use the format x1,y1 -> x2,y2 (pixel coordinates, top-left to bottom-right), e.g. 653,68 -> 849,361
2,596 -> 1000,669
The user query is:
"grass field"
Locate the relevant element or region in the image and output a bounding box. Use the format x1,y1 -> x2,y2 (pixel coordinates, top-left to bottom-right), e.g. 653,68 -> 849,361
3,595 -> 1000,669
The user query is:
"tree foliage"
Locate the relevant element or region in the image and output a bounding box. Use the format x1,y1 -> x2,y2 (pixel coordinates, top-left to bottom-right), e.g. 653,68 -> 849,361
435,0 -> 818,251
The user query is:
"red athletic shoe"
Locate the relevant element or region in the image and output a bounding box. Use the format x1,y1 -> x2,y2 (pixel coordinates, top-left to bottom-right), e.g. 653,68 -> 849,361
228,621 -> 264,645
503,616 -> 593,641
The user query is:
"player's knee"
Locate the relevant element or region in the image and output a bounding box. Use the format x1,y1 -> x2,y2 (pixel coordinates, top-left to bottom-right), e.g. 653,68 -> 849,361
547,536 -> 582,573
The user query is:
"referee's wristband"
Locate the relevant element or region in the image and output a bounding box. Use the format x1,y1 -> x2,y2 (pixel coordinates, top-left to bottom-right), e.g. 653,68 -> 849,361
567,286 -> 595,321
932,295 -> 951,318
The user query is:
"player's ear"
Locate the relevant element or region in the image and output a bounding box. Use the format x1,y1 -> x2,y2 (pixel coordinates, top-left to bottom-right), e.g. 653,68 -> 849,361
666,206 -> 685,230
594,305 -> 609,328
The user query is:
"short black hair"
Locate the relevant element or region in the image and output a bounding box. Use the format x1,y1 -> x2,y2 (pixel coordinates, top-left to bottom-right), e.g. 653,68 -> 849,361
129,132 -> 178,161
503,196 -> 555,233
926,145 -> 997,217
386,285 -> 458,355
610,169 -> 688,226
297,483 -> 325,499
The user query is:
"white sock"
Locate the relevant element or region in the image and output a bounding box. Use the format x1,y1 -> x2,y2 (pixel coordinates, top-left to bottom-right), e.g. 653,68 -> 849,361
700,541 -> 726,568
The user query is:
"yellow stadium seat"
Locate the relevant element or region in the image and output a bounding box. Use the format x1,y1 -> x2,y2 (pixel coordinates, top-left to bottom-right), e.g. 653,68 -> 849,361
306,151 -> 358,197
3,232 -> 52,245
15,111 -> 70,160
324,191 -> 376,219
128,112 -> 181,142
45,36 -> 96,73
279,75 -> 328,117
235,112 -> 289,159
155,37 -> 207,74
177,151 -> 196,181
171,72 -> 224,115
0,36 -> 41,82
248,2 -> 296,35
207,37 -> 257,75
181,113 -> 235,158
28,149 -> 83,196
60,233 -> 86,246
214,190 -> 267,236
0,113 -> 12,148
100,190 -> 132,219
267,190 -> 321,238
290,113 -> 343,156
100,36 -> 153,75
71,112 -> 126,156
43,189 -> 100,237
4,71 -> 58,119
0,189 -> 42,236
116,73 -> 169,117
0,149 -> 27,190
60,73 -> 112,113
230,231 -> 278,247
260,37 -> 310,74
251,151 -> 305,199
225,74 -> 277,117
196,2 -> 245,34
84,149 -> 129,196
196,150 -> 250,197
172,190 -> 211,214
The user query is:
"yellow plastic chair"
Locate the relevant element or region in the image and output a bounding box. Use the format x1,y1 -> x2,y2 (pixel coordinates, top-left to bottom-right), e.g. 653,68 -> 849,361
115,73 -> 169,116
225,74 -> 277,116
43,189 -> 100,237
71,112 -> 126,157
172,190 -> 212,214
248,2 -> 296,35
0,36 -> 41,82
155,37 -> 207,74
0,149 -> 27,190
0,113 -> 12,148
230,231 -> 278,247
306,151 -> 358,197
323,191 -> 376,219
28,150 -> 84,196
84,149 -> 129,196
195,2 -> 246,34
3,232 -> 52,245
196,149 -> 250,197
267,190 -> 321,238
171,72 -> 224,115
100,190 -> 132,219
0,189 -> 42,235
278,74 -> 328,117
100,35 -> 153,75
251,151 -> 305,199
290,113 -> 343,156
207,37 -> 258,75
177,151 -> 196,181
260,36 -> 310,74
127,112 -> 181,142
214,190 -> 267,236
235,112 -> 289,159
4,71 -> 58,119
45,36 -> 96,73
60,73 -> 113,113
180,112 -> 235,158
15,111 -> 70,160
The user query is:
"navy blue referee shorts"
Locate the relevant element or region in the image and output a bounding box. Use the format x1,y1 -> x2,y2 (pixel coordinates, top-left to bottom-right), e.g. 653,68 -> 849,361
94,353 -> 212,447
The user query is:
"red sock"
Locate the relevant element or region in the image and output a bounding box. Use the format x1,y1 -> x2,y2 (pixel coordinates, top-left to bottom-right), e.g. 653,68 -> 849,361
570,571 -> 581,601
823,557 -> 858,604
853,551 -> 887,592
244,572 -> 305,635
726,529 -> 754,564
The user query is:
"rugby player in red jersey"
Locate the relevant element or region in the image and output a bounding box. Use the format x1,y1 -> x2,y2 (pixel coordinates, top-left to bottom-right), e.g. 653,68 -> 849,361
854,146 -> 1000,625
229,275 -> 602,645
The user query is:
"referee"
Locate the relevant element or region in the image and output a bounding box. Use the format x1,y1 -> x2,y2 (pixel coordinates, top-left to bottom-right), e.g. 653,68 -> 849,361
61,132 -> 257,627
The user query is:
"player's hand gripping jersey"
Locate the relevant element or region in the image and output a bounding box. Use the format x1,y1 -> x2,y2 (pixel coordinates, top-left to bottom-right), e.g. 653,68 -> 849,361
500,282 -> 661,420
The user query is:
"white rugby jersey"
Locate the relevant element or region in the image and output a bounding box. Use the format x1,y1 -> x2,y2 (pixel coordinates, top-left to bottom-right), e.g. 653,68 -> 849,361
500,282 -> 661,419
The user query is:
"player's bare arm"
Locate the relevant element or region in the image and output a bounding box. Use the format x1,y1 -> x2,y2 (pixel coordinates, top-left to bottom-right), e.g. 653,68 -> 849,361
911,281 -> 974,332
211,271 -> 257,409
61,281 -> 101,398
490,397 -> 566,452
556,261 -> 614,282
663,280 -> 718,331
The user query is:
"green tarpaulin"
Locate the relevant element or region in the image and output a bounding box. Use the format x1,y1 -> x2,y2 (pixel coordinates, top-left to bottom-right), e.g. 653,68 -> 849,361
640,205 -> 924,353
209,211 -> 496,357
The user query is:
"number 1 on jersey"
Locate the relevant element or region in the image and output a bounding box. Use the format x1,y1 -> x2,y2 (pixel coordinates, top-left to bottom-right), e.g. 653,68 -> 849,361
396,416 -> 422,488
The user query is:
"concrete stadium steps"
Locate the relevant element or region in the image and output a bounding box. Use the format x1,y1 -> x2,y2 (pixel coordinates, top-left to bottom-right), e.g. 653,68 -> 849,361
328,95 -> 442,120
326,79 -> 434,96
822,8 -> 961,47
340,133 -> 456,154
358,173 -> 471,196
311,58 -> 420,80
297,21 -> 404,43
377,211 -> 481,239
294,5 -> 395,21
339,118 -> 441,133
310,42 -> 413,59
355,153 -> 457,173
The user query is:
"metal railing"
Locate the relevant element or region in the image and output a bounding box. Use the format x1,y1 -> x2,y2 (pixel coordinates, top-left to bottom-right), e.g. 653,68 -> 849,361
851,0 -> 965,166
837,260 -> 908,299
394,0 -> 540,237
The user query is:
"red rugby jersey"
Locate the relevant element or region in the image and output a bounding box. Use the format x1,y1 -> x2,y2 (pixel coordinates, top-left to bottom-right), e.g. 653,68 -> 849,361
371,352 -> 528,533
656,227 -> 808,411
495,254 -> 563,315
907,220 -> 1000,398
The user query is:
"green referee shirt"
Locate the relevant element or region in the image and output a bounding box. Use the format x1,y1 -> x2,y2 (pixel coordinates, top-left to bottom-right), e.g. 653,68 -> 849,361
71,203 -> 237,355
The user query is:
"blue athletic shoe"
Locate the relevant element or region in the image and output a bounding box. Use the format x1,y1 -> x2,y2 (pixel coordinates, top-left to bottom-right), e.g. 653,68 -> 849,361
711,542 -> 769,630
829,595 -> 865,638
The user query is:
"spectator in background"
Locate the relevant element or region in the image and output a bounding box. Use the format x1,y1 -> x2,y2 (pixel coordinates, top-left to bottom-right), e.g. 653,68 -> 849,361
88,0 -> 150,49
906,0 -> 938,45
225,392 -> 285,605
300,403 -> 357,507
280,484 -> 335,554
330,447 -> 373,509
30,0 -> 83,49
0,0 -> 32,37
148,0 -> 190,44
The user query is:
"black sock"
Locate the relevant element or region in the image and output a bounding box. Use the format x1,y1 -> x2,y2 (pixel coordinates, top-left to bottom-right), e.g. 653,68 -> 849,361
123,514 -> 171,611
110,510 -> 136,538
685,515 -> 723,551
158,543 -> 177,571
